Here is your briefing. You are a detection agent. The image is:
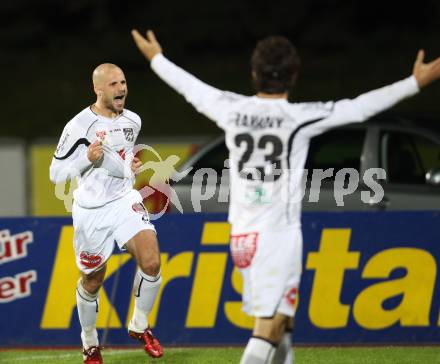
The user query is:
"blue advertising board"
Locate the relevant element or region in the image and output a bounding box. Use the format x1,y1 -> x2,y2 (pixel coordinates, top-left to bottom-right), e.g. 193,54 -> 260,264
0,212 -> 439,347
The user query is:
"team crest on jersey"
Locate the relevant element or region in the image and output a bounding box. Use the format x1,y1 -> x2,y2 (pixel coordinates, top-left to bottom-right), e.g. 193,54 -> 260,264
123,128 -> 134,142
79,251 -> 103,269
230,232 -> 258,268
132,202 -> 150,223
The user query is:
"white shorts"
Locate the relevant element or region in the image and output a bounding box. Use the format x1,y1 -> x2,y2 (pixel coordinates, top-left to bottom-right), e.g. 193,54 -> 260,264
72,190 -> 156,275
230,225 -> 302,318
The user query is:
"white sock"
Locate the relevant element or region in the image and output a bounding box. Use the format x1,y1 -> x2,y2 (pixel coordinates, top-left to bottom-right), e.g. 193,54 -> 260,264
128,270 -> 162,333
240,337 -> 276,364
272,332 -> 294,364
76,279 -> 99,349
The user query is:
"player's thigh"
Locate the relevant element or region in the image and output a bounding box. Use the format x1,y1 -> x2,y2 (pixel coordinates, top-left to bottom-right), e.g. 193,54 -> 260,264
113,190 -> 157,253
72,203 -> 115,275
231,226 -> 301,317
275,227 -> 302,317
108,190 -> 159,274
125,229 -> 161,275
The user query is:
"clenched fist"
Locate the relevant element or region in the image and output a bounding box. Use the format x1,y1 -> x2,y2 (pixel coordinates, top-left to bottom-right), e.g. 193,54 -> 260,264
87,140 -> 103,164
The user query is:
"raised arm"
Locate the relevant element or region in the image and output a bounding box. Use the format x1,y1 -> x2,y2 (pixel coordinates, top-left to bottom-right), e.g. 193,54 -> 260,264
131,29 -> 234,125
301,50 -> 440,137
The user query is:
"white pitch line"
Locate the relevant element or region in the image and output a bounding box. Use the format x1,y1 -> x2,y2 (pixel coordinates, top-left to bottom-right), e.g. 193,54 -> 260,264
0,349 -> 141,362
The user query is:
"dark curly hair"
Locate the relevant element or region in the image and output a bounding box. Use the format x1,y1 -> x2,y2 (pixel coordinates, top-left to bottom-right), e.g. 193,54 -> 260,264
251,36 -> 300,94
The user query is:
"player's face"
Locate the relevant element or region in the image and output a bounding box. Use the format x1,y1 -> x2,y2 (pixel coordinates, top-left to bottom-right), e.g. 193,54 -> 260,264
100,68 -> 128,113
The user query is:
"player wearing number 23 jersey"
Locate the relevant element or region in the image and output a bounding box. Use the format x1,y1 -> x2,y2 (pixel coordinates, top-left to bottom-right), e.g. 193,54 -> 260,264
131,29 -> 440,364
147,49 -> 419,316
149,56 -> 418,233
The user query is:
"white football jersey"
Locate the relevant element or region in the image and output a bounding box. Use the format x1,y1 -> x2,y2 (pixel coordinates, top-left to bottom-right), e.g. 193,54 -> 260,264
151,54 -> 419,231
50,107 -> 141,208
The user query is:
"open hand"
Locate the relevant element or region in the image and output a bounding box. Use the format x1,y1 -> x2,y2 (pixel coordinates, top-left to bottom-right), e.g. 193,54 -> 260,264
413,49 -> 440,88
131,29 -> 162,61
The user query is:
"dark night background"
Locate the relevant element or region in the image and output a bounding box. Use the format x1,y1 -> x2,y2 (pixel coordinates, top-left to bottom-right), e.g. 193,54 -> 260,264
2,0 -> 440,140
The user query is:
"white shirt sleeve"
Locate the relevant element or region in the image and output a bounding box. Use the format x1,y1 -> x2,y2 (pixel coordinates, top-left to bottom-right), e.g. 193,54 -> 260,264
299,76 -> 420,137
151,54 -> 238,128
49,122 -> 92,184
99,145 -> 133,179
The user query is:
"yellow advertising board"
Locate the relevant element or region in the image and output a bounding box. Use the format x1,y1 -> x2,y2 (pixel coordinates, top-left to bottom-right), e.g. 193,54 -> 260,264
30,141 -> 201,216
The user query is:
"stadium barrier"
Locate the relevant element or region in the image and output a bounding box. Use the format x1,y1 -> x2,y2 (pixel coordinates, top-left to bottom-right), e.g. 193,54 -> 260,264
0,211 -> 439,346
0,139 -> 26,216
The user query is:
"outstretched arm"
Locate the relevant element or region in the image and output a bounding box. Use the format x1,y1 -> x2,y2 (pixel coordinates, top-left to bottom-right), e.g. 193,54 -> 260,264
300,50 -> 440,137
131,29 -> 236,126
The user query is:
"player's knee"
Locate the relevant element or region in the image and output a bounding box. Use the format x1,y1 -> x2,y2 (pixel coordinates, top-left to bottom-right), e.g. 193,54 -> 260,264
263,324 -> 284,343
273,316 -> 291,341
272,326 -> 286,343
138,256 -> 161,276
286,317 -> 295,331
255,317 -> 287,343
81,278 -> 103,295
82,271 -> 105,294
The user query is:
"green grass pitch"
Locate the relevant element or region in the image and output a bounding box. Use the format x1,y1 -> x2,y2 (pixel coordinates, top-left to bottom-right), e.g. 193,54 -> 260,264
0,346 -> 439,363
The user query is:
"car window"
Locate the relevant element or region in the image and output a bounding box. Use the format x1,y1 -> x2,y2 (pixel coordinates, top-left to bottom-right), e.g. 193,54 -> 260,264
380,131 -> 440,184
305,129 -> 366,174
191,141 -> 228,175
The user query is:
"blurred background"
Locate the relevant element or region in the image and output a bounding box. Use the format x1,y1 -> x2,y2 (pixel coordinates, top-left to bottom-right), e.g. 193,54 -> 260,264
1,1 -> 440,351
2,0 -> 440,139
1,0 -> 440,216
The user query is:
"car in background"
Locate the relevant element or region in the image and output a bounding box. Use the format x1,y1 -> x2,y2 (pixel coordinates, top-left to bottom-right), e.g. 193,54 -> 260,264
170,116 -> 440,213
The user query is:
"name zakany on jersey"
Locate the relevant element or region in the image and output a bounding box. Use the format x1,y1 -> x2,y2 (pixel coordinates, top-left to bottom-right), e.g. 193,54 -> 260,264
151,54 -> 418,231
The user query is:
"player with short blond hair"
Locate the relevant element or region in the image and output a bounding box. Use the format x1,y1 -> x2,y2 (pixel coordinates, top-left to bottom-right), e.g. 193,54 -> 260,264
50,63 -> 163,363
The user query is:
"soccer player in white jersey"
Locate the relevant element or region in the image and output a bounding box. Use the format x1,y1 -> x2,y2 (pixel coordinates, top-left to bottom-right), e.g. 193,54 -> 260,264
132,30 -> 440,364
50,63 -> 164,363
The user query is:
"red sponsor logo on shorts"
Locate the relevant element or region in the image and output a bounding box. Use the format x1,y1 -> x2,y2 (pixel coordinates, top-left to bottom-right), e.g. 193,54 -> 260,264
79,251 -> 103,269
230,232 -> 258,269
286,287 -> 298,306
